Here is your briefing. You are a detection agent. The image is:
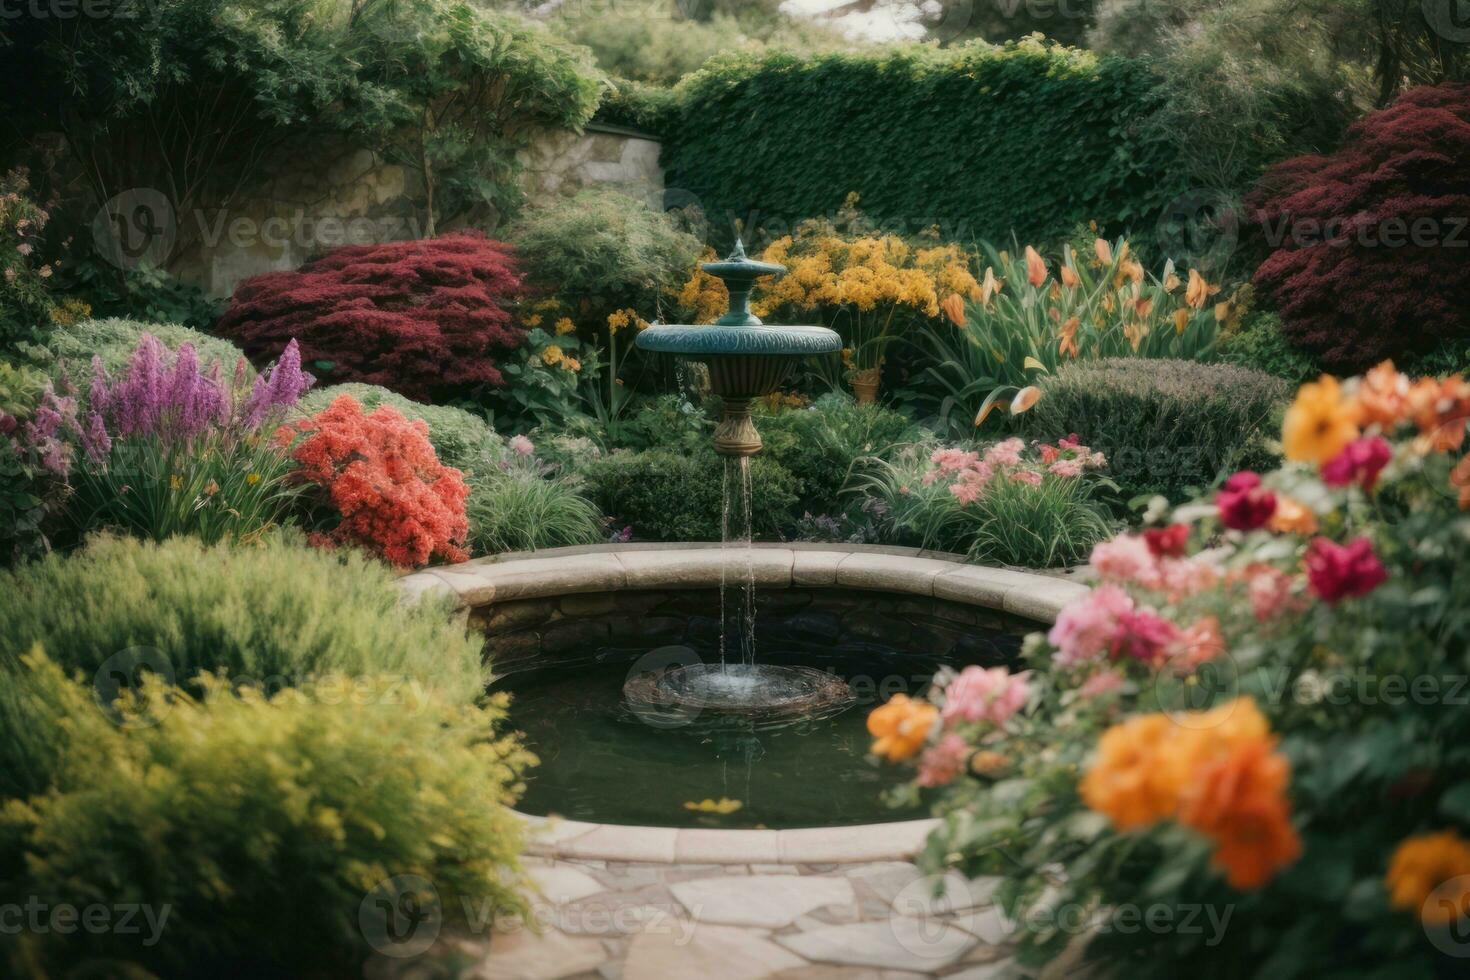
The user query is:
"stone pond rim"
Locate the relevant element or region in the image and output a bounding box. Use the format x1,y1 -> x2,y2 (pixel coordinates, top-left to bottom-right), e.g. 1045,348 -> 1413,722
635,237 -> 842,457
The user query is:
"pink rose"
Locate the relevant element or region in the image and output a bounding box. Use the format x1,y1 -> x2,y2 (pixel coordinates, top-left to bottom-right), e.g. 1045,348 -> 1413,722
1320,436 -> 1391,492
1049,585 -> 1134,666
917,735 -> 970,788
1305,537 -> 1387,603
942,665 -> 1031,726
1090,535 -> 1156,584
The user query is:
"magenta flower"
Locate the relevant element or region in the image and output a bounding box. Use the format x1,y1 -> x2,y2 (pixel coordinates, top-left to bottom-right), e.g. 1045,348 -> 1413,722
1049,584 -> 1135,667
1320,436 -> 1392,492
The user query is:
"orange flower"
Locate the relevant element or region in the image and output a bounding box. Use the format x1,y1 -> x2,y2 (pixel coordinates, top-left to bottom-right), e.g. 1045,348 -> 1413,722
1172,616 -> 1225,672
1185,269 -> 1219,310
1454,455 -> 1470,510
1094,237 -> 1113,265
1081,714 -> 1190,829
979,267 -> 1000,308
1406,374 -> 1470,452
1133,296 -> 1154,319
1267,495 -> 1319,535
1179,739 -> 1301,890
1353,361 -> 1408,428
1011,385 -> 1041,414
1282,375 -> 1360,463
940,293 -> 966,327
867,694 -> 937,762
1058,316 -> 1080,358
1024,246 -> 1047,288
1387,831 -> 1470,923
1172,308 -> 1191,336
1060,264 -> 1079,289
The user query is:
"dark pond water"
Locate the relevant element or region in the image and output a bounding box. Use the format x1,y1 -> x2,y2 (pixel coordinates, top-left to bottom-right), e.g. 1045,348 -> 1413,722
491,591 -> 1031,830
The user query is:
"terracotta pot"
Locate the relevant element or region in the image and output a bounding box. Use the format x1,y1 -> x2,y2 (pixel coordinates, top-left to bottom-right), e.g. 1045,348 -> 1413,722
848,369 -> 881,405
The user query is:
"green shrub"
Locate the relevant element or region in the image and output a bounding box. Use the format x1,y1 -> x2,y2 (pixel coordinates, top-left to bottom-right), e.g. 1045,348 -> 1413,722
0,360 -> 51,563
25,317 -> 250,384
659,38 -> 1185,252
296,382 -> 504,476
0,650 -> 530,975
594,78 -> 683,132
756,395 -> 923,511
0,535 -> 488,753
1218,310 -> 1322,384
1026,358 -> 1290,503
506,188 -> 702,329
584,447 -> 798,540
59,258 -> 224,333
467,470 -> 605,554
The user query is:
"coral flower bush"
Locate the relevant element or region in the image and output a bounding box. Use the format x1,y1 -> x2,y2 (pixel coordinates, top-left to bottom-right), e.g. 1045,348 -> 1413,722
867,361 -> 1470,976
281,395 -> 470,568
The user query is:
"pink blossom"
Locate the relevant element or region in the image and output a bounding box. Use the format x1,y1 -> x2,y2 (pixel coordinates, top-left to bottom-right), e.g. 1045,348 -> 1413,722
16,242 -> 32,256
1320,436 -> 1392,492
1048,585 -> 1135,666
1040,444 -> 1059,464
930,447 -> 979,473
1090,535 -> 1156,584
1088,452 -> 1107,468
917,735 -> 970,788
1058,433 -> 1084,450
1078,669 -> 1125,699
983,437 -> 1024,468
1156,554 -> 1222,599
509,434 -> 534,457
1049,458 -> 1085,478
1171,616 -> 1225,671
1244,565 -> 1299,622
942,666 -> 1031,726
1008,469 -> 1043,487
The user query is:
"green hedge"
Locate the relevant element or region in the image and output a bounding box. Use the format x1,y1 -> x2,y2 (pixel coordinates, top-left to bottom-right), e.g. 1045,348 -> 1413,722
657,39 -> 1185,250
1026,359 -> 1290,504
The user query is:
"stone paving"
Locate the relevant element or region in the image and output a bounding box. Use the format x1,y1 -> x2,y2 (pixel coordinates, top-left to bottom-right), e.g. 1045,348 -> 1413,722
371,855 -> 1065,980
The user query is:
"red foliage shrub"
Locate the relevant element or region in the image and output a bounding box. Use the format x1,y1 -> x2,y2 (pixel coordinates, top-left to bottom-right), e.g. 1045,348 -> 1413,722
220,233 -> 527,401
1247,83 -> 1470,371
281,395 -> 470,568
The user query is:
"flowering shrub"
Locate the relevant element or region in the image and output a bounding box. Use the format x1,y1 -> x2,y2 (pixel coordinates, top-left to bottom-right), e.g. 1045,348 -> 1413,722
281,395 -> 470,568
464,433 -> 604,555
1248,83 -> 1470,371
868,361 -> 1470,975
750,199 -> 980,383
0,169 -> 57,347
218,233 -> 526,401
912,233 -> 1225,437
865,435 -> 1114,567
4,335 -> 311,547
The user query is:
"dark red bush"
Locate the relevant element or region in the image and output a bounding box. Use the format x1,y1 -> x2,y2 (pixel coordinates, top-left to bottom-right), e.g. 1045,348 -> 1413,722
218,233 -> 527,401
1247,83 -> 1470,371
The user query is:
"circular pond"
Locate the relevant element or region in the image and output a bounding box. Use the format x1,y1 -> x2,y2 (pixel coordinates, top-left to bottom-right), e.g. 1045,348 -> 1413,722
486,587 -> 1034,830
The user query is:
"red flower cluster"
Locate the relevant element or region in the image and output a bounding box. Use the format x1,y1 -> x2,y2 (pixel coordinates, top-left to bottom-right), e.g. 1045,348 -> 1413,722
1320,436 -> 1392,491
1217,472 -> 1277,531
219,233 -> 527,401
283,395 -> 470,568
1305,537 -> 1387,603
1143,523 -> 1189,558
1247,83 -> 1470,370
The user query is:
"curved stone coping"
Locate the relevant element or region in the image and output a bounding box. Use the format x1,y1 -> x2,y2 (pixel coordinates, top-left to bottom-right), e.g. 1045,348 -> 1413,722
399,542 -> 1090,623
396,544 -> 1088,864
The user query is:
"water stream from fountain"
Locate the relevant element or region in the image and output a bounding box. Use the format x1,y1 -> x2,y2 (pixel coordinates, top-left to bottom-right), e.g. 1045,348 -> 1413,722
719,456 -> 758,669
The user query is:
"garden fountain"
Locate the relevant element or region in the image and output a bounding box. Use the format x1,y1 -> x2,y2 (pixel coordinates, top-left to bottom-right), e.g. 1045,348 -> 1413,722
628,239 -> 853,721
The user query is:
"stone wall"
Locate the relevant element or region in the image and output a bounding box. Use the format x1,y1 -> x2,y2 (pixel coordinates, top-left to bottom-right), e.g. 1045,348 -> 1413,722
473,587 -> 1032,679
175,124 -> 663,300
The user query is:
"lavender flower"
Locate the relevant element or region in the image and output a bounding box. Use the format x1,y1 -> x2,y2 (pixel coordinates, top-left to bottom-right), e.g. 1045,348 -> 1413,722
239,338 -> 314,430
92,336 -> 229,445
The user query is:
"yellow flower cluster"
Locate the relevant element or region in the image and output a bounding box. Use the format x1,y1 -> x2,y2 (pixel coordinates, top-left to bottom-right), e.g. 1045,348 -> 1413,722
751,232 -> 977,320
606,308 -> 649,335
539,345 -> 581,373
671,249 -> 730,325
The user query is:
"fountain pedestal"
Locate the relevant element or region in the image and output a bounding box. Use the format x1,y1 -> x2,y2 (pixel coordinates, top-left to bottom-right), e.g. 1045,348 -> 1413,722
633,239 -> 852,721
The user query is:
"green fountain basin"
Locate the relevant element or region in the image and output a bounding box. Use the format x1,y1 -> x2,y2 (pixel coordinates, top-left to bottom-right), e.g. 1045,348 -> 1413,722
637,324 -> 842,358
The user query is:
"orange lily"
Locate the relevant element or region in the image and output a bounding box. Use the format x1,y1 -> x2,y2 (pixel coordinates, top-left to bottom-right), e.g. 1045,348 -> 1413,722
1060,264 -> 1079,288
1094,238 -> 1113,265
940,293 -> 966,327
1059,316 -> 1080,358
1024,246 -> 1047,288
